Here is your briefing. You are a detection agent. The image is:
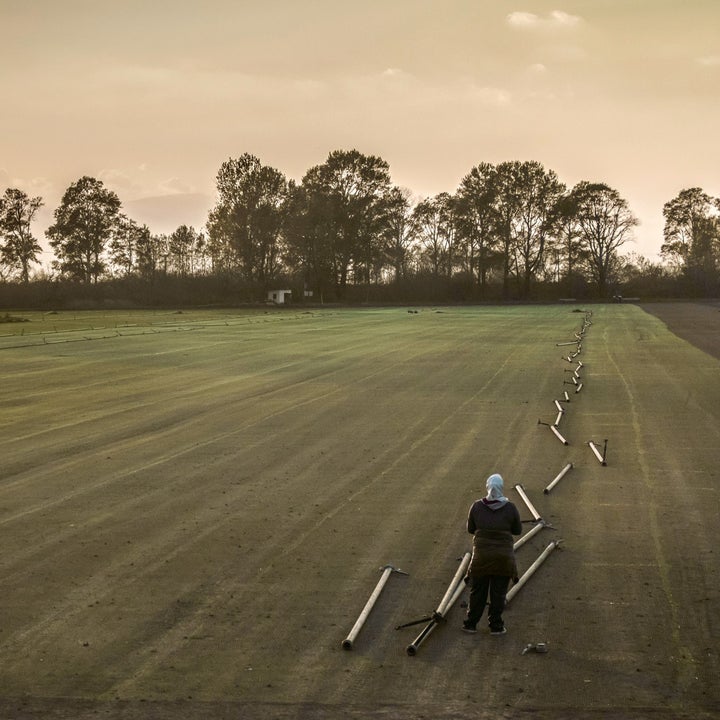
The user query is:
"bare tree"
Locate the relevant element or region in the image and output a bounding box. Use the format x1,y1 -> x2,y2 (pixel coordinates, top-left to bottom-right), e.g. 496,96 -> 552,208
135,229 -> 168,282
455,163 -> 499,297
571,182 -> 638,297
382,186 -> 416,283
412,193 -> 456,278
548,191 -> 586,296
509,163 -> 566,298
108,214 -> 146,277
168,225 -> 203,276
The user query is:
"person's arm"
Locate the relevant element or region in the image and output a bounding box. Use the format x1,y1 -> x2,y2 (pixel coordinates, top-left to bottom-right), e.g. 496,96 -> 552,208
467,503 -> 477,534
510,504 -> 522,535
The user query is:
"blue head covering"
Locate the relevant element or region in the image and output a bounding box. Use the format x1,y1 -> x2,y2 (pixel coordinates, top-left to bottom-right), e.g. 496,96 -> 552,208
484,473 -> 508,509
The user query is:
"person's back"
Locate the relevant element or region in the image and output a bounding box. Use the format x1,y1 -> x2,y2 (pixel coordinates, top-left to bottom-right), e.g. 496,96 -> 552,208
468,498 -> 522,535
463,473 -> 521,635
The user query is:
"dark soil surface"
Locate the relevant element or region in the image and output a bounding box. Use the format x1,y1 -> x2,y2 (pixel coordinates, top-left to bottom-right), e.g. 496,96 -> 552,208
640,300 -> 720,361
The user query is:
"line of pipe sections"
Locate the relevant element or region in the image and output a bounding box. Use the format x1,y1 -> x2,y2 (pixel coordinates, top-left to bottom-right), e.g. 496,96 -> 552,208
543,463 -> 573,494
405,553 -> 471,656
507,315 -> 584,611
506,318 -> 585,605
342,565 -> 408,649
505,540 -> 563,604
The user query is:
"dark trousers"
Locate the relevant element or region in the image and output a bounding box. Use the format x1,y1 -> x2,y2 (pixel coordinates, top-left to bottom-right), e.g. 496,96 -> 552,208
465,575 -> 511,631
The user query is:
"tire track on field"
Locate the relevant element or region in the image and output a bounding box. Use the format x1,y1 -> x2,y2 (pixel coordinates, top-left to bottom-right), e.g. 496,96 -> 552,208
602,326 -> 700,693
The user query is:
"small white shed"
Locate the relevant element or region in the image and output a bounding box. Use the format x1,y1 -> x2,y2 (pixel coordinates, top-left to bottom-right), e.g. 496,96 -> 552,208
268,289 -> 292,304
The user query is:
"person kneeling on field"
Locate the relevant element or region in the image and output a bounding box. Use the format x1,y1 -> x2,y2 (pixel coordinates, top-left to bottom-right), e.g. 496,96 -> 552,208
462,473 -> 522,636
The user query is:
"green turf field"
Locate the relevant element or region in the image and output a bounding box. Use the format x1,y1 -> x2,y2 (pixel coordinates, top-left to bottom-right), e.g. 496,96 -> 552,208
1,305 -> 718,719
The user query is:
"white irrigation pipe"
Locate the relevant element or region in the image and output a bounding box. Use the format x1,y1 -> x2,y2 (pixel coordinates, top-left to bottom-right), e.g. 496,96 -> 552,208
563,391 -> 570,402
554,410 -> 563,427
444,570 -> 469,611
554,400 -> 565,414
543,462 -> 573,494
550,424 -> 569,445
405,553 -> 470,656
406,576 -> 468,656
342,565 -> 408,649
506,540 -> 563,604
539,419 -> 568,445
514,483 -> 541,521
437,552 -> 472,617
513,519 -> 546,550
588,440 -> 607,466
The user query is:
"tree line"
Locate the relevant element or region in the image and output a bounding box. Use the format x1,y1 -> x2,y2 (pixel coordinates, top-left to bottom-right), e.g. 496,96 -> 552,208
1,150 -> 718,306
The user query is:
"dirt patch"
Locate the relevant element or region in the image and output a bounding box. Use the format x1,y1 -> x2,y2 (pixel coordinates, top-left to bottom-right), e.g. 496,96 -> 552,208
640,300 -> 720,360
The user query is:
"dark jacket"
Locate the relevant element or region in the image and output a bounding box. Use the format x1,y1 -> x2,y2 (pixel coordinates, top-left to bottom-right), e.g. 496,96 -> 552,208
467,500 -> 522,579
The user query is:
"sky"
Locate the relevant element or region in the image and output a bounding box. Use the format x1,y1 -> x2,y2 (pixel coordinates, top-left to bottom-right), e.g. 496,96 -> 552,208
2,0 -> 719,265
